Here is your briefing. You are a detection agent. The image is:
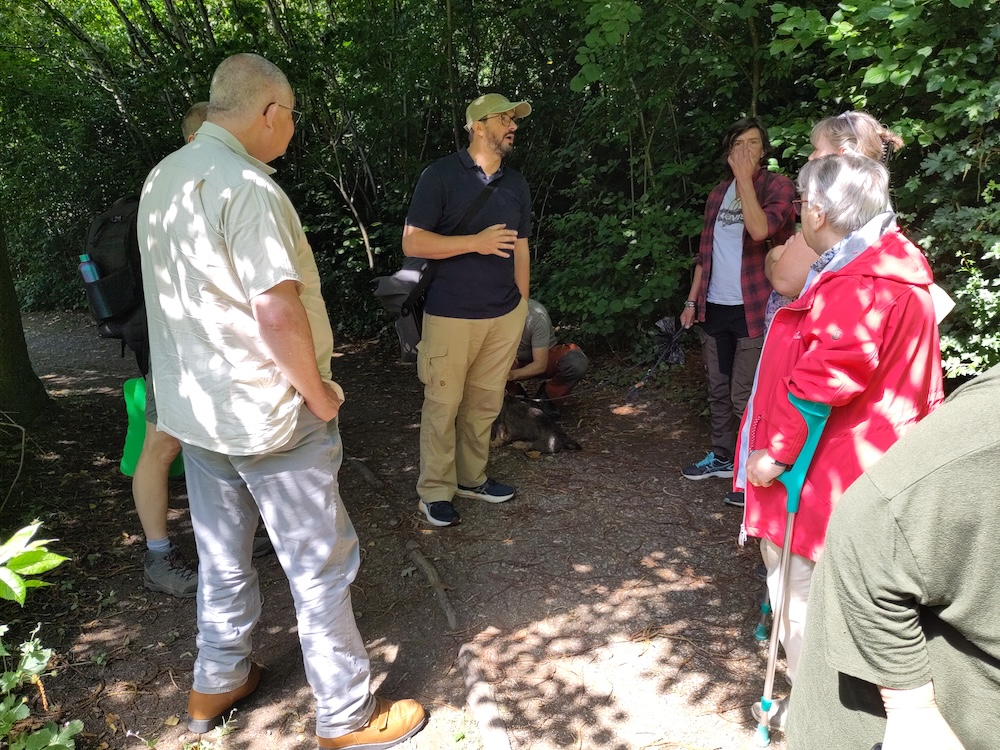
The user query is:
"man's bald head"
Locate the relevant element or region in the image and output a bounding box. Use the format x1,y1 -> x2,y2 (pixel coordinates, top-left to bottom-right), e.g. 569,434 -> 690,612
208,53 -> 291,125
205,53 -> 296,163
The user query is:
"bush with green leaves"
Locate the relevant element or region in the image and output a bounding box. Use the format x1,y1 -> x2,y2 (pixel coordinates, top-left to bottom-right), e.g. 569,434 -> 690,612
1,522 -> 83,750
769,0 -> 1000,376
3,0 -> 1000,373
537,193 -> 697,347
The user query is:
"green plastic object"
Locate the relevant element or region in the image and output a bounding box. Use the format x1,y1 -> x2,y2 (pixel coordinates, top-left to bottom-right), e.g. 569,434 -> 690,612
121,377 -> 184,478
774,393 -> 833,514
755,392 -> 832,747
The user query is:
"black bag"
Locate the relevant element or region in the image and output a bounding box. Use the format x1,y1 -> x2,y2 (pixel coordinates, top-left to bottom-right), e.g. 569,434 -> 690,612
371,257 -> 427,361
373,180 -> 501,358
81,196 -> 150,375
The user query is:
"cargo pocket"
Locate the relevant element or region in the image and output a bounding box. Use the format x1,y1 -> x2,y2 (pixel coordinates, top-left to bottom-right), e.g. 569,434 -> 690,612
416,341 -> 449,388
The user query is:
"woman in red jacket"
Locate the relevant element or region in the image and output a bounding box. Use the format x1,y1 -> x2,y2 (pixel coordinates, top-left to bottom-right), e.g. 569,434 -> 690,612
739,153 -> 944,728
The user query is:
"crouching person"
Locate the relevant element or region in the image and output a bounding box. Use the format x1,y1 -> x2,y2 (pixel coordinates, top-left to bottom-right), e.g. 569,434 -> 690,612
507,298 -> 589,416
138,53 -> 425,748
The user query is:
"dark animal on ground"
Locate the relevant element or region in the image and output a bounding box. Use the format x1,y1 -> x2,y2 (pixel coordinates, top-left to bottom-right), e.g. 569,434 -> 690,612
491,396 -> 581,453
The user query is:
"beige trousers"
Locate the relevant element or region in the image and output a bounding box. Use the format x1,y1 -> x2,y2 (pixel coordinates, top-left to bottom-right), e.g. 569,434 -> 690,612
760,538 -> 816,684
416,298 -> 527,503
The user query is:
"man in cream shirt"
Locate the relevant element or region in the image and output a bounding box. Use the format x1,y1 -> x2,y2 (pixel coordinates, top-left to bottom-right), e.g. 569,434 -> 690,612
138,53 -> 425,749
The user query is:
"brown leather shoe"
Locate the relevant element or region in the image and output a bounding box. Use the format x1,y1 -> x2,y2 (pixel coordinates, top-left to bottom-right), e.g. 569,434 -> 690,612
317,695 -> 427,749
187,662 -> 262,733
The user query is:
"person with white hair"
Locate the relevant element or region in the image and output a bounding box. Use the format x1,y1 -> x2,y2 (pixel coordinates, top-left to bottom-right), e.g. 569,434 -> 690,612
138,53 -> 425,748
764,111 -> 904,309
737,152 -> 944,730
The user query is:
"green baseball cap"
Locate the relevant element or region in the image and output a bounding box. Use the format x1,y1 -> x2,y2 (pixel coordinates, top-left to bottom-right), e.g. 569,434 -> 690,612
465,93 -> 531,131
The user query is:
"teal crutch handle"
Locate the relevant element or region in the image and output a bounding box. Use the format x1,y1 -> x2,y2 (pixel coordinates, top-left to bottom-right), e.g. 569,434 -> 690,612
755,394 -> 831,747
774,393 -> 832,513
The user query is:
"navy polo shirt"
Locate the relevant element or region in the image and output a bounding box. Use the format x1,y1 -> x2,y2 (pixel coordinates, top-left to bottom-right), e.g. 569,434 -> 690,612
405,149 -> 531,319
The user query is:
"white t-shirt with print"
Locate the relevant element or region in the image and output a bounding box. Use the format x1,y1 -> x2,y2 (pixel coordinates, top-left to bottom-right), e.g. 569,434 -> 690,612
707,181 -> 745,306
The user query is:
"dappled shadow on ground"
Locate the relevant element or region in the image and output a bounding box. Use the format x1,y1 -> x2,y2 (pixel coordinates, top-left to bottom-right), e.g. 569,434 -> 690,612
3,312 -> 784,749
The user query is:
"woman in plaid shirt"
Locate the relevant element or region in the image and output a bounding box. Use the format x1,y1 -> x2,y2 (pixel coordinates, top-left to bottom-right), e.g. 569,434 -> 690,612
679,117 -> 796,507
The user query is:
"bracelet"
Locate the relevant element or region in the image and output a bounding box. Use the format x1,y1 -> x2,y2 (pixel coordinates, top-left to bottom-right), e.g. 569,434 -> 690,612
683,300 -> 696,309
771,458 -> 792,469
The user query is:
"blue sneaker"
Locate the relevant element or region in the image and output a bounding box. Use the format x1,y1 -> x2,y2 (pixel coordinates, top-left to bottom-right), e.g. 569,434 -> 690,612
419,500 -> 461,527
681,451 -> 734,480
455,478 -> 516,504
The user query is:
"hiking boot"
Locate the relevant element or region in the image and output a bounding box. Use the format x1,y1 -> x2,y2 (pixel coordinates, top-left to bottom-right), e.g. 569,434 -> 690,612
187,662 -> 262,733
252,533 -> 274,558
144,546 -> 197,598
419,500 -> 461,527
724,491 -> 745,508
681,451 -> 734,480
317,695 -> 427,749
752,697 -> 788,732
455,478 -> 516,504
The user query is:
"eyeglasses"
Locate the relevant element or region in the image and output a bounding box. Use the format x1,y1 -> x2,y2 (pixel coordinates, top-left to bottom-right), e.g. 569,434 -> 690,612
267,102 -> 303,124
792,199 -> 806,212
480,113 -> 522,127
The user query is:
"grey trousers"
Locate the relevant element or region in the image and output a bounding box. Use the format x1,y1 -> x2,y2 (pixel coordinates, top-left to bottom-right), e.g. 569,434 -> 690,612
698,328 -> 763,460
181,407 -> 374,738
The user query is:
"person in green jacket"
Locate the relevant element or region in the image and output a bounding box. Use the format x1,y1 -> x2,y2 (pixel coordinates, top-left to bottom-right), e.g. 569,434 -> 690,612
787,366 -> 1000,750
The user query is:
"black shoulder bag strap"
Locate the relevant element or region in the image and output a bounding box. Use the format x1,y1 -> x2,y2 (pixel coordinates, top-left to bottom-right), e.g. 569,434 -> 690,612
400,177 -> 502,317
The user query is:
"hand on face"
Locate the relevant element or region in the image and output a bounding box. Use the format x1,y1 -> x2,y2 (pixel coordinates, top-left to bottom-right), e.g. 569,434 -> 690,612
728,141 -> 760,180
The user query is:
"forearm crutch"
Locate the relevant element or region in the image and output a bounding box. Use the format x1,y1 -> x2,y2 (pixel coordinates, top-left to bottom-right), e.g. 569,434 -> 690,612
755,393 -> 831,747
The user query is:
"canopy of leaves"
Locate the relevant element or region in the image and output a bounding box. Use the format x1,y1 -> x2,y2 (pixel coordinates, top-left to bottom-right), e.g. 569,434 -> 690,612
0,0 -> 997,373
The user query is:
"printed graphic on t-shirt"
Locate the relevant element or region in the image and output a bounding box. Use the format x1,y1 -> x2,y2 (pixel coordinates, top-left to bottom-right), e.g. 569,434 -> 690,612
708,182 -> 745,306
718,196 -> 743,227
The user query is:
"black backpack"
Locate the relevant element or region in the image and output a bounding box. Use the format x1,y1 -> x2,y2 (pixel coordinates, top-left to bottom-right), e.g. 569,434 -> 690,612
81,196 -> 150,375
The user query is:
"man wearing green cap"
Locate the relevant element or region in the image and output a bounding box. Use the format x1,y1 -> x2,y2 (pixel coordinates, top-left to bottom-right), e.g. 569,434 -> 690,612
403,93 -> 532,527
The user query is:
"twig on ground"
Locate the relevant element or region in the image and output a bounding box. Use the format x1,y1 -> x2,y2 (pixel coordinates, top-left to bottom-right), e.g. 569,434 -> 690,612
404,539 -> 458,629
629,627 -> 744,660
0,411 -> 28,515
345,455 -> 384,489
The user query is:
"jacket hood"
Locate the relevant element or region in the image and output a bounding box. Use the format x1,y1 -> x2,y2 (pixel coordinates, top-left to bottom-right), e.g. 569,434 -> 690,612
810,220 -> 933,292
846,230 -> 934,286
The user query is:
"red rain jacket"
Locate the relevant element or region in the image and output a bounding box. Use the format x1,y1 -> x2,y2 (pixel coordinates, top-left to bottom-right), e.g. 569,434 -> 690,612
739,225 -> 944,562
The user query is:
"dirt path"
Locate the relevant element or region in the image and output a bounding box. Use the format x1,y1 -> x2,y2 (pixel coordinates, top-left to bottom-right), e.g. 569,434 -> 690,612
4,311 -> 787,750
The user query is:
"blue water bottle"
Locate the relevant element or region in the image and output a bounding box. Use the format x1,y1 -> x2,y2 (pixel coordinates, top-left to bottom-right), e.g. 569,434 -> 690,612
78,254 -> 100,282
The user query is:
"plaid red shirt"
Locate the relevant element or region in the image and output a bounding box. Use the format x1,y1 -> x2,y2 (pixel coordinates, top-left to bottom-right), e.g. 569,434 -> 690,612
695,169 -> 796,338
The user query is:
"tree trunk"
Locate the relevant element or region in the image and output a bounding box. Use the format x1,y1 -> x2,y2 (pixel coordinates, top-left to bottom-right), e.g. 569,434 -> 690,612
0,215 -> 49,423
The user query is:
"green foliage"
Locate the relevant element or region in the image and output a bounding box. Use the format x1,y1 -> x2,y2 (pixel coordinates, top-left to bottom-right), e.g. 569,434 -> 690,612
1,523 -> 81,749
0,522 -> 67,605
538,195 -> 694,344
1,0 -> 999,368
770,0 -> 1000,375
